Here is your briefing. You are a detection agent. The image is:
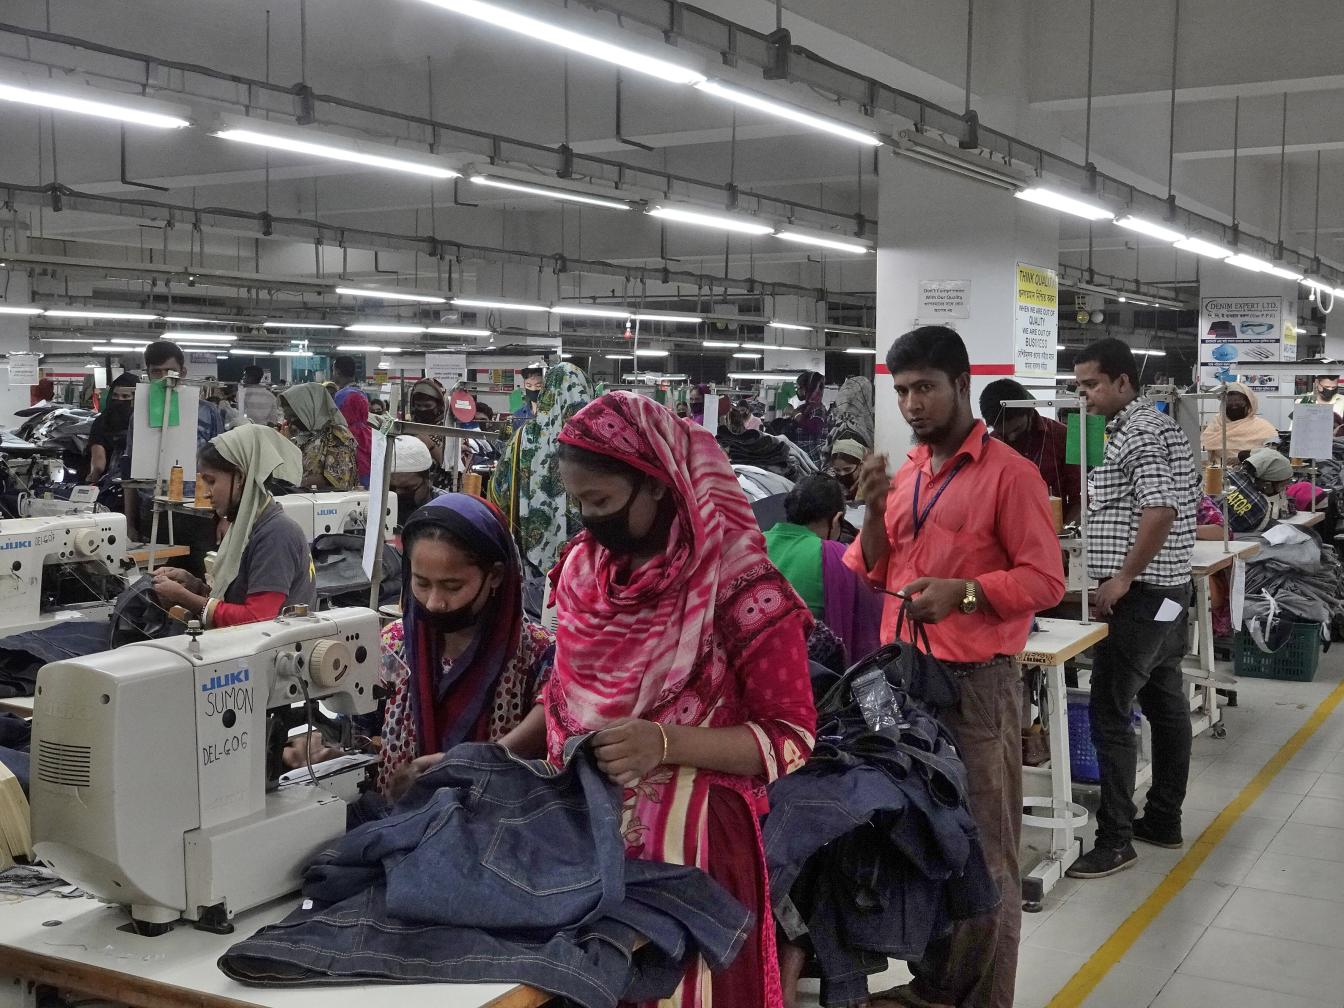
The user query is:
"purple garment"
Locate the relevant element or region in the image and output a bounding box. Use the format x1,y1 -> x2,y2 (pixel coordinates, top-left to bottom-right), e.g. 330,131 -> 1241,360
821,539 -> 884,665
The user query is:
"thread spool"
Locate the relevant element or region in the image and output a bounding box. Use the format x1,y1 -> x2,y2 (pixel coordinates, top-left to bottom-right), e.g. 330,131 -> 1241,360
167,463 -> 185,502
1203,462 -> 1223,495
462,472 -> 483,498
193,473 -> 210,509
1049,496 -> 1064,533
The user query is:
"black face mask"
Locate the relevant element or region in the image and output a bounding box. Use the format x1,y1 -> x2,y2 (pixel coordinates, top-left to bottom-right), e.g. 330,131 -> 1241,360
104,400 -> 133,430
1321,387 -> 1338,401
420,575 -> 491,635
525,389 -> 541,404
1225,405 -> 1250,421
411,406 -> 442,424
213,472 -> 241,523
582,483 -> 674,555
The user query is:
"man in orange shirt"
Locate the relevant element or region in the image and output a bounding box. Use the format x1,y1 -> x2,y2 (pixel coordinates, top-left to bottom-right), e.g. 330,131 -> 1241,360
851,326 -> 1065,1008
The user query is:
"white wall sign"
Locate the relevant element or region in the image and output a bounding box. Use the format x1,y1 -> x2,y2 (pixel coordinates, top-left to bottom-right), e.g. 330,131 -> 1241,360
1014,263 -> 1058,378
424,353 -> 467,388
1289,402 -> 1334,460
7,353 -> 40,388
918,279 -> 970,320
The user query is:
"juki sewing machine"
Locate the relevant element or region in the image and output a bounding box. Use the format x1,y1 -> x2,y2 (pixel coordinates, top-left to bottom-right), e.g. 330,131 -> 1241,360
276,491 -> 395,543
1060,533 -> 1092,594
0,513 -> 131,635
31,605 -> 379,933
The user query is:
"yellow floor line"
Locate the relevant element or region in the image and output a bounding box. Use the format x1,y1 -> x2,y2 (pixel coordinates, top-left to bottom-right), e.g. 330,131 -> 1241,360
1046,676 -> 1344,1008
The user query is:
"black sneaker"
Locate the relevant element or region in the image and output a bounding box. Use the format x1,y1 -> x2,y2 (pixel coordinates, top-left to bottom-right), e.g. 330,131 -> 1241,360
1066,843 -> 1138,879
1132,816 -> 1183,849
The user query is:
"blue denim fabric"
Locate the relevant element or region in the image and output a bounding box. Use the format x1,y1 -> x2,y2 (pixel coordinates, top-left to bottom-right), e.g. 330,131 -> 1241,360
219,740 -> 752,1008
764,682 -> 999,1008
304,737 -> 623,930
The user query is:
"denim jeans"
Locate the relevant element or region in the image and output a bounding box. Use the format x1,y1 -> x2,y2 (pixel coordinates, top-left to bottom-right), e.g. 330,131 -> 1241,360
1090,580 -> 1194,849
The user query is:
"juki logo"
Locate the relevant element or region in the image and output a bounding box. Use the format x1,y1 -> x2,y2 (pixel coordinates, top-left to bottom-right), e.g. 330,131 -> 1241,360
201,668 -> 251,693
0,539 -> 32,550
317,507 -> 337,516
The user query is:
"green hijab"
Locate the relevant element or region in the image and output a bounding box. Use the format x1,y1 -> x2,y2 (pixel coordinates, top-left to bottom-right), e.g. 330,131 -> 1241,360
208,425 -> 304,600
280,382 -> 349,446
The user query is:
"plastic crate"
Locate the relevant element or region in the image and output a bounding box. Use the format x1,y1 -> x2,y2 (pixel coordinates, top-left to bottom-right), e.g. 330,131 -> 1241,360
1066,697 -> 1140,784
1234,622 -> 1323,682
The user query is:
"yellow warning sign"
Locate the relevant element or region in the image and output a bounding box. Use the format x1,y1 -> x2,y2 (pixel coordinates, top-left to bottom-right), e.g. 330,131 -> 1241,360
1017,265 -> 1059,309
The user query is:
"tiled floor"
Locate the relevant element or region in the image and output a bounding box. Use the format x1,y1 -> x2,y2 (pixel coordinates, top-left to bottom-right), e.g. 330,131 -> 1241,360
803,646 -> 1344,1007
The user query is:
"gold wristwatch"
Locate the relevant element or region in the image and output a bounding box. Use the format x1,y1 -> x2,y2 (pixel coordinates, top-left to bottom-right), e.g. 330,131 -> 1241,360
959,580 -> 978,615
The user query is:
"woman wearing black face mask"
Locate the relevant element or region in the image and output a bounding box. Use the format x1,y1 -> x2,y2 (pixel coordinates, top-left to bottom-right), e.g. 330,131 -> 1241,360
1200,380 -> 1279,461
377,493 -> 555,802
149,426 -> 315,628
87,372 -> 139,483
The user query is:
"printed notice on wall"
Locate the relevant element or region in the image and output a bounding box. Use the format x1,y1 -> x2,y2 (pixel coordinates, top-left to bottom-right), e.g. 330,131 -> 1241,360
1290,403 -> 1335,460
7,353 -> 40,388
1014,263 -> 1058,378
425,353 -> 467,389
1197,296 -> 1285,391
918,280 -> 970,320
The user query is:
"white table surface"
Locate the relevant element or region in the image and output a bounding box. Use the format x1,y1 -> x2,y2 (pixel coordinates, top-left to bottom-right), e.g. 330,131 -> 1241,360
1279,510 -> 1325,528
0,892 -> 539,1008
1017,618 -> 1109,667
1190,538 -> 1261,577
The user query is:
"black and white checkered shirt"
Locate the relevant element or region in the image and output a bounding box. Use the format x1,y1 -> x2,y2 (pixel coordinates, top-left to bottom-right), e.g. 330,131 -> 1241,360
1086,399 -> 1197,586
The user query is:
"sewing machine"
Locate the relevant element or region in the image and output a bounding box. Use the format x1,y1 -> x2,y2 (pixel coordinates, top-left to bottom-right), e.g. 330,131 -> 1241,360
17,485 -> 101,517
1060,533 -> 1093,594
31,606 -> 379,934
275,492 -> 394,543
0,513 -> 130,635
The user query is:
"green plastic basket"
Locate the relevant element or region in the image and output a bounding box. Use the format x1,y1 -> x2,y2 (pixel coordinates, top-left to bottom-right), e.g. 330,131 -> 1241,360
1234,622 -> 1324,682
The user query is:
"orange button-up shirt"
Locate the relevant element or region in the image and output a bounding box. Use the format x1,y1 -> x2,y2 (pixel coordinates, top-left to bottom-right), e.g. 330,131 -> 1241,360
844,420 -> 1066,663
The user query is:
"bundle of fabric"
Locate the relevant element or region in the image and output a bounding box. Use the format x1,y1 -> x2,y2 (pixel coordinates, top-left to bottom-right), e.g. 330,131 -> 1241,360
717,426 -> 795,476
763,659 -> 998,1008
1242,525 -> 1344,640
220,738 -> 751,1008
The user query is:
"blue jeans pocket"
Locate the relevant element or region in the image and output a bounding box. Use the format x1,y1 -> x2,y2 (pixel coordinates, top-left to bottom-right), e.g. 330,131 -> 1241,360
482,798 -> 603,898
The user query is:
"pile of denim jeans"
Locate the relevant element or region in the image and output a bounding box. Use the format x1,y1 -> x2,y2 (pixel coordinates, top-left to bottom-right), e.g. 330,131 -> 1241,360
219,738 -> 751,1008
763,663 -> 998,1008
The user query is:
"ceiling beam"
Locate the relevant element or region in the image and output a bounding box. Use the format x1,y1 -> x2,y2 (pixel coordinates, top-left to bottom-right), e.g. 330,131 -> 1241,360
1032,75 -> 1344,113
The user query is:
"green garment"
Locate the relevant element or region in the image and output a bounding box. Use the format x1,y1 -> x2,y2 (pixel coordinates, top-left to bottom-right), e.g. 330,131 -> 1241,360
763,522 -> 825,618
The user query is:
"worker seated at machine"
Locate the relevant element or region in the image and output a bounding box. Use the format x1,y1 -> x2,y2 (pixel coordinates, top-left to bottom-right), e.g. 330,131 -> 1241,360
150,426 -> 315,629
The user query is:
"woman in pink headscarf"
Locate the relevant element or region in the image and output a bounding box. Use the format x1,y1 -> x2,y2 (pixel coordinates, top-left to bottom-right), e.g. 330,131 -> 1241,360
337,388 -> 373,488
550,391 -> 816,1008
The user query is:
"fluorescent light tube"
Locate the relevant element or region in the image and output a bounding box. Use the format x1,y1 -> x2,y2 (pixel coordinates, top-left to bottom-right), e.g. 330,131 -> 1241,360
693,80 -> 881,146
271,350 -> 309,357
263,320 -> 342,329
728,371 -> 798,381
45,309 -> 159,321
844,347 -> 878,355
229,348 -> 272,356
649,205 -> 775,236
0,305 -> 43,315
87,343 -> 147,351
1302,278 -> 1334,292
162,331 -> 238,341
1225,253 -> 1271,273
162,316 -> 216,323
1056,344 -> 1068,350
1173,237 -> 1231,259
739,341 -> 804,351
768,321 -> 813,331
631,314 -> 703,324
335,286 -> 446,303
346,324 -> 425,334
732,352 -> 762,359
336,344 -> 383,352
633,349 -> 669,357
550,305 -> 631,319
604,354 -> 635,360
39,338 -> 94,344
775,229 -> 873,255
415,0 -> 707,85
1133,349 -> 1167,356
215,118 -> 460,180
1015,186 -> 1112,221
703,340 -> 741,348
1114,215 -> 1186,243
377,360 -> 392,368
469,174 -> 633,210
1263,263 -> 1304,281
424,326 -> 494,337
0,78 -> 189,129
453,298 -> 548,312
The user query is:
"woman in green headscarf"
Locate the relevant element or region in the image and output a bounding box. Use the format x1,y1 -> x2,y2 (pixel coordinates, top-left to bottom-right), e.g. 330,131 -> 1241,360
279,382 -> 358,491
488,362 -> 593,574
149,425 -> 316,628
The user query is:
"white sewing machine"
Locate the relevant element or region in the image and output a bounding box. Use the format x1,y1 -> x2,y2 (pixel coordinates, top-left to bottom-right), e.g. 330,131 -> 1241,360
17,484 -> 101,517
1060,533 -> 1093,594
0,513 -> 130,635
276,492 -> 395,543
31,606 -> 379,933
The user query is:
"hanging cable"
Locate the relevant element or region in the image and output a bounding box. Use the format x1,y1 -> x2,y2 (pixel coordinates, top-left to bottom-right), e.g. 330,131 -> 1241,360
1165,0 -> 1180,199
963,0 -> 974,117
1231,96 -> 1240,226
1083,0 -> 1095,167
1276,92 -> 1289,246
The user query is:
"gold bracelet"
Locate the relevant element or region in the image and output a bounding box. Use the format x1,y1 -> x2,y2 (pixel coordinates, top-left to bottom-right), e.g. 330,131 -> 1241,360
657,723 -> 669,765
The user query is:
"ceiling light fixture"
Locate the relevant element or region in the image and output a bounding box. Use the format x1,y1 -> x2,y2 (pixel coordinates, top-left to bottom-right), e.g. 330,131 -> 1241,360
740,341 -> 806,351
692,80 -> 881,146
45,309 -> 160,321
0,76 -> 189,129
630,314 -> 703,324
732,352 -> 762,359
346,323 -> 425,334
893,130 -> 1033,191
1114,215 -> 1186,243
453,297 -> 548,312
424,326 -> 494,337
604,353 -> 636,360
633,349 -> 669,357
335,286 -> 446,303
702,340 -> 740,348
1173,236 -> 1232,259
1133,349 -> 1167,356
767,321 -> 813,331
415,0 -> 707,85
774,228 -> 874,255
39,338 -> 93,344
336,344 -> 383,352
844,347 -> 879,355
728,371 -> 799,381
469,174 -> 634,210
1015,186 -> 1112,221
162,316 -> 219,324
263,320 -> 342,329
648,205 -> 774,236
87,343 -> 148,351
271,350 -> 309,357
162,331 -> 239,341
549,305 -> 632,319
0,305 -> 43,316
228,348 -> 272,356
213,116 -> 460,180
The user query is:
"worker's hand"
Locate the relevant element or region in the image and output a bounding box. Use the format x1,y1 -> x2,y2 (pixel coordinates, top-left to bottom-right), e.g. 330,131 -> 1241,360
281,731 -> 343,770
151,571 -> 200,610
1095,575 -> 1132,619
593,718 -> 667,788
155,567 -> 195,586
386,752 -> 445,802
899,577 -> 967,624
855,453 -> 892,513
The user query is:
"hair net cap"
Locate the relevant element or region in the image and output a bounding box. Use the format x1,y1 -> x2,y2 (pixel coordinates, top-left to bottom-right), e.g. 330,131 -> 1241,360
1246,447 -> 1292,483
392,434 -> 434,474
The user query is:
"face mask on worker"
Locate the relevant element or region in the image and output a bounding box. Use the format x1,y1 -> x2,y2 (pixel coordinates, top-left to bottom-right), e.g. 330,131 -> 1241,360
420,576 -> 491,634
1225,403 -> 1250,421
581,482 -> 674,555
1321,386 -> 1338,401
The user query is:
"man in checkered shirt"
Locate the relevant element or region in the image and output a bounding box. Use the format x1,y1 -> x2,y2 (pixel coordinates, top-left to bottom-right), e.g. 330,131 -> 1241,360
1068,338 -> 1198,880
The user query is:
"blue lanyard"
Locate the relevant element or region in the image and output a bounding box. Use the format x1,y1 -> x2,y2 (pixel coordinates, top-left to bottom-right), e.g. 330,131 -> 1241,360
912,457 -> 969,538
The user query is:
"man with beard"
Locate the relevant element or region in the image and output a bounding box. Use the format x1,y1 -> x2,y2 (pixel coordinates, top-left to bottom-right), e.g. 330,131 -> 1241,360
979,378 -> 1081,525
847,325 -> 1063,1008
87,372 -> 139,483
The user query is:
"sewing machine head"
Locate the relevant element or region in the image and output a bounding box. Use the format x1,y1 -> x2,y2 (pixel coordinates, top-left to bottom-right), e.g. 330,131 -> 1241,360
31,605 -> 380,933
0,513 -> 129,634
275,492 -> 394,543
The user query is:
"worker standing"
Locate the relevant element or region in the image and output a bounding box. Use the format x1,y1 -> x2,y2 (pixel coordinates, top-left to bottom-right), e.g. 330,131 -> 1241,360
979,378 -> 1082,525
